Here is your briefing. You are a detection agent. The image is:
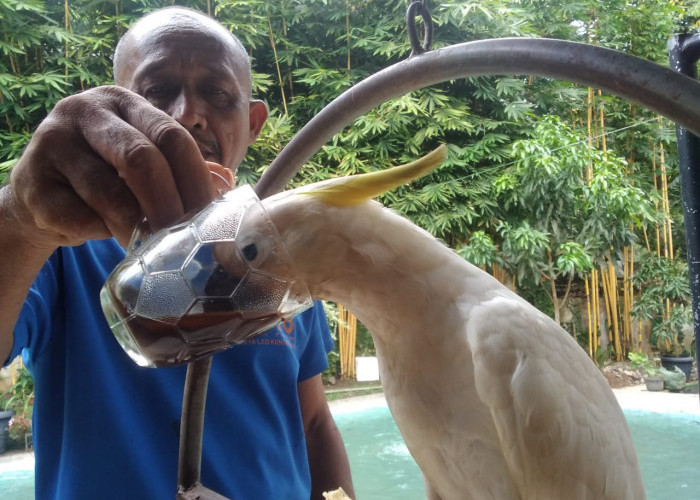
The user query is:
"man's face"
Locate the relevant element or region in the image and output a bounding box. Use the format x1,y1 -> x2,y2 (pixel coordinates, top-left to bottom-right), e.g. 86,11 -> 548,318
117,26 -> 266,173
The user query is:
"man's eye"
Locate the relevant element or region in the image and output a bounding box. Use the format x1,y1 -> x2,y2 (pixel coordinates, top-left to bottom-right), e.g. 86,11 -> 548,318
204,86 -> 224,95
202,86 -> 240,108
144,84 -> 170,98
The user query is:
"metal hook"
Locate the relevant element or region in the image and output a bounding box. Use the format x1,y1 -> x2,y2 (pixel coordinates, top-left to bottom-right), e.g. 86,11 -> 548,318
406,1 -> 433,57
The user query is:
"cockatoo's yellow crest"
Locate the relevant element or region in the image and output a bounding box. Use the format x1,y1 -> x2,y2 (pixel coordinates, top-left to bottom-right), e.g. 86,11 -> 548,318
303,144 -> 448,206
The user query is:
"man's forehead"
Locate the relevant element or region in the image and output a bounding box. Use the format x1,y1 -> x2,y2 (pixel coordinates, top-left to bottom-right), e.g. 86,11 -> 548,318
136,51 -> 240,81
126,27 -> 245,78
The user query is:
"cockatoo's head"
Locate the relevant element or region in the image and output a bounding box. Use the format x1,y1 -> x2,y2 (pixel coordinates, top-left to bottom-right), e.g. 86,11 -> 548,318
259,145 -> 448,297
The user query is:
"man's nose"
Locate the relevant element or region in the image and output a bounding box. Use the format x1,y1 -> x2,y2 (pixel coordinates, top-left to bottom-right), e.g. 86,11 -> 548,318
169,90 -> 207,130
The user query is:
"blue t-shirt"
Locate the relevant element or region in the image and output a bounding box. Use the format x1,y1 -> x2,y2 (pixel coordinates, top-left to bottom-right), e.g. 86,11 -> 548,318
8,239 -> 332,500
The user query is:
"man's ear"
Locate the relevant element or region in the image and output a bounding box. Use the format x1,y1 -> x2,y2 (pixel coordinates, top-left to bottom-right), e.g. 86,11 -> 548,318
248,100 -> 268,144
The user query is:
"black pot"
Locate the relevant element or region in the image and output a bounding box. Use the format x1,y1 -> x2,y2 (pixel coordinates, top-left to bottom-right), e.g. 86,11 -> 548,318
0,409 -> 15,454
660,355 -> 695,382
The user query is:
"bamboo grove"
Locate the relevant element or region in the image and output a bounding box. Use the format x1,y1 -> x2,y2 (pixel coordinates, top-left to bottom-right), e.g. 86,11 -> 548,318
1,0 -> 699,369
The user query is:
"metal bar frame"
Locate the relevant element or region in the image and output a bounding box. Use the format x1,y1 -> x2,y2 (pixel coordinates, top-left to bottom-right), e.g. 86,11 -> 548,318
669,34 -> 700,402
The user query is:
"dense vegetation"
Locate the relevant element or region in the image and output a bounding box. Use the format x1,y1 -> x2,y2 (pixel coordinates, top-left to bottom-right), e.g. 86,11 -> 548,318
2,0 -> 699,362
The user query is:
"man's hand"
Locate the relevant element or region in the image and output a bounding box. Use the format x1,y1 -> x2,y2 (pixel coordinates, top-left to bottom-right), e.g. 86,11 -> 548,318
8,85 -> 217,250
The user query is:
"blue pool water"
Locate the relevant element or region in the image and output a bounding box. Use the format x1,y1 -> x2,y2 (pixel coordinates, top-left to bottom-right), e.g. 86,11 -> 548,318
2,408 -> 699,499
0,452 -> 34,500
332,406 -> 700,500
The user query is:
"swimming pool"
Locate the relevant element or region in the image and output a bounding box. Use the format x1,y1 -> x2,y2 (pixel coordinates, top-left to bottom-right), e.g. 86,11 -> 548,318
2,406 -> 699,499
332,405 -> 700,500
0,452 -> 33,500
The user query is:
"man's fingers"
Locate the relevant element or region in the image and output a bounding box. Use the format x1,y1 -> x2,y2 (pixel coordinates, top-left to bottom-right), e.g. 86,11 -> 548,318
56,149 -> 143,242
12,86 -> 220,248
120,96 -> 217,210
78,118 -> 182,230
69,87 -> 215,232
14,177 -> 112,247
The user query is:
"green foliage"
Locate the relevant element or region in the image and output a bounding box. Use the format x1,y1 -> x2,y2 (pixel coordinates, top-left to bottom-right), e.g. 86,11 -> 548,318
628,352 -> 661,377
355,322 -> 375,357
632,251 -> 693,356
458,230 -> 498,268
488,114 -> 653,320
1,366 -> 34,414
1,365 -> 34,449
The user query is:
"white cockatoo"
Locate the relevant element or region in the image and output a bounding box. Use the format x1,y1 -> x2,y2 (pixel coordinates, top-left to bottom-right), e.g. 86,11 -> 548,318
257,145 -> 645,500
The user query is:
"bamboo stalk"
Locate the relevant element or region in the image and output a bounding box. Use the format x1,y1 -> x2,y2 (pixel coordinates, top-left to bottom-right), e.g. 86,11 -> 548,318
585,276 -> 592,355
652,144 -> 662,257
583,83 -> 597,359
4,34 -> 18,74
595,270 -> 601,351
622,118 -> 637,352
586,86 -> 594,182
598,89 -> 607,155
115,0 -> 121,37
631,244 -> 638,349
345,0 -> 351,72
658,132 -> 674,260
338,303 -> 346,377
338,303 -> 357,379
267,15 -> 288,116
622,246 -> 631,351
607,260 -> 622,360
64,0 -> 70,78
0,93 -> 13,134
349,313 -> 356,379
281,18 -> 294,100
599,263 -> 612,346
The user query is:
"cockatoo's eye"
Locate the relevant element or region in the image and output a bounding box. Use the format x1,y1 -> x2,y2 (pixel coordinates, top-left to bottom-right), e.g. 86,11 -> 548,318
242,243 -> 258,261
236,231 -> 272,268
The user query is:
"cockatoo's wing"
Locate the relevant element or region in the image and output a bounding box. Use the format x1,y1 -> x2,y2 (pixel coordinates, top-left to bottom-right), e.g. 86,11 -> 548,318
467,295 -> 645,500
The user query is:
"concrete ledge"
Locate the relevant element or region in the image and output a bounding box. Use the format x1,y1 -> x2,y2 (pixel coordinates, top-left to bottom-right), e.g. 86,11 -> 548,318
329,384 -> 700,416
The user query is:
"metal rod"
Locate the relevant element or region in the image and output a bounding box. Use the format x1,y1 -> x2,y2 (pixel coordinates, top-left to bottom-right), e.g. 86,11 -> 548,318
177,356 -> 215,496
257,37 -> 700,198
668,33 -> 700,402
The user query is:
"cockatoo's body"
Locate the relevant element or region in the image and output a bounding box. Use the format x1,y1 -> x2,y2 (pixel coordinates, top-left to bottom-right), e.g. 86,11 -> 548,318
260,147 -> 645,500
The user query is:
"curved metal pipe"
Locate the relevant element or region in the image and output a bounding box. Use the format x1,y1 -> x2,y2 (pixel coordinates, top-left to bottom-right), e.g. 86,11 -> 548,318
257,37 -> 700,198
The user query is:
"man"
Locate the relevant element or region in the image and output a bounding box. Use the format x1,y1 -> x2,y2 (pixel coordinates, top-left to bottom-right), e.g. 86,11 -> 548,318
0,7 -> 354,499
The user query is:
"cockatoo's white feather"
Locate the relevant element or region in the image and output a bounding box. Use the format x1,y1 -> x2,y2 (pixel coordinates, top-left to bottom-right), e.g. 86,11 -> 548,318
260,148 -> 645,500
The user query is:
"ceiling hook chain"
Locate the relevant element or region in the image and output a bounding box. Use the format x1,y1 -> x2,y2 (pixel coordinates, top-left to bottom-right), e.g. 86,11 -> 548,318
406,0 -> 434,57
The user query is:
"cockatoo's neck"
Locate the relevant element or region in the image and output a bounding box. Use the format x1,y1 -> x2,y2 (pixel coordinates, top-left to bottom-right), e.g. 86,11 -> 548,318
263,192 -> 491,343
264,189 -> 505,473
